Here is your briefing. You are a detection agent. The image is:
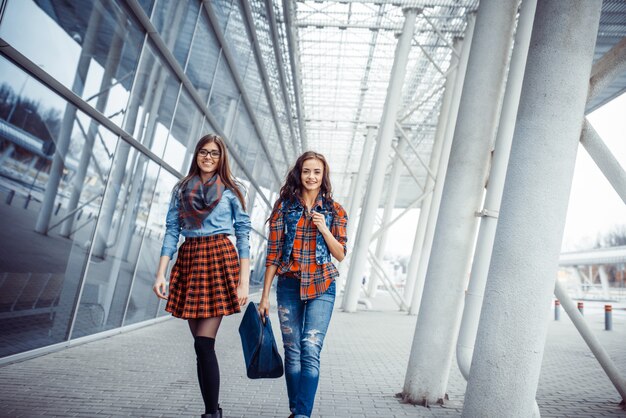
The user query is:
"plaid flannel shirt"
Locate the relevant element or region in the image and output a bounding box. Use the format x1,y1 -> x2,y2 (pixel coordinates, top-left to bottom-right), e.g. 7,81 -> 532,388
266,197 -> 348,300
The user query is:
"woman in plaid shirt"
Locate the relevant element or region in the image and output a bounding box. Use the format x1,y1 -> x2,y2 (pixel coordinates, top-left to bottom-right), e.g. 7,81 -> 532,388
259,151 -> 348,418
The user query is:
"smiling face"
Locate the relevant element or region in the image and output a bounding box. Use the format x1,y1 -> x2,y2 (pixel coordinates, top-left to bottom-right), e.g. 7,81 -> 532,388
300,158 -> 324,194
196,140 -> 221,180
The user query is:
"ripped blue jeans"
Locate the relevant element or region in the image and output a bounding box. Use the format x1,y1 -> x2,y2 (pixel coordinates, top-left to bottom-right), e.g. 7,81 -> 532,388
276,277 -> 335,418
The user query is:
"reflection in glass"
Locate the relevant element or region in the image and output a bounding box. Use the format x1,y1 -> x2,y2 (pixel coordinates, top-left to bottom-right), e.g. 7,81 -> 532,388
0,0 -> 283,360
138,0 -> 155,17
125,170 -> 179,325
72,152 -> 160,337
151,0 -> 200,69
0,58 -> 116,357
163,89 -> 202,172
209,55 -> 239,130
232,108 -> 260,171
186,10 -> 221,103
125,43 -> 179,157
0,0 -> 142,126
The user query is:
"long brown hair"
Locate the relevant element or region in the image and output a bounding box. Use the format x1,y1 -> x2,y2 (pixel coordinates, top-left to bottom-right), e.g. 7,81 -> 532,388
176,133 -> 246,210
269,151 -> 333,219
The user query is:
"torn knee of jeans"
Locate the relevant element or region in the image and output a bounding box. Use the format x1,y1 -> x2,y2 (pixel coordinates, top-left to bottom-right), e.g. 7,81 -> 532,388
304,329 -> 322,346
277,306 -> 292,334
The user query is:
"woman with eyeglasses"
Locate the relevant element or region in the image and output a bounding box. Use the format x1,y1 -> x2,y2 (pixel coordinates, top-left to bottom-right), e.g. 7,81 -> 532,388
259,151 -> 348,418
153,134 -> 251,418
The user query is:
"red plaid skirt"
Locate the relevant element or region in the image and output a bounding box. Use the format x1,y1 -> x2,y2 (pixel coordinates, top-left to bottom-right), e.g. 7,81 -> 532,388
166,234 -> 241,319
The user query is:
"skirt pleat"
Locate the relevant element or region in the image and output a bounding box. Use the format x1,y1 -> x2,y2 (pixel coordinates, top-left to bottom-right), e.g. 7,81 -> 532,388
166,234 -> 241,319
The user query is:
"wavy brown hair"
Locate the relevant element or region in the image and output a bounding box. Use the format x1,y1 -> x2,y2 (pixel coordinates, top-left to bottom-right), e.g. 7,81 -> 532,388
269,151 -> 333,220
176,133 -> 246,210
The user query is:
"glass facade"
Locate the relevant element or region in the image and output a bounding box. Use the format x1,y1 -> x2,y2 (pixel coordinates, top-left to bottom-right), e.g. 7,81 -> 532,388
0,0 -> 291,360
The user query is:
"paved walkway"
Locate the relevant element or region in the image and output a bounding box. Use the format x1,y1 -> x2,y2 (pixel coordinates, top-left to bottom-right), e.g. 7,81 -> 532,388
0,292 -> 625,417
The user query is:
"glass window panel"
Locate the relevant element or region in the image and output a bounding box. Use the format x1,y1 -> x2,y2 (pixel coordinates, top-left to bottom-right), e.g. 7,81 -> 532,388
72,145 -> 159,338
209,58 -> 238,130
200,117 -> 215,139
125,169 -> 179,325
211,0 -> 234,34
231,108 -> 260,172
138,0 -> 155,17
124,43 -> 179,156
0,57 -> 116,357
186,11 -> 221,103
151,0 -> 199,69
174,2 -> 200,69
163,89 -> 202,172
0,0 -> 143,128
150,0 -> 174,36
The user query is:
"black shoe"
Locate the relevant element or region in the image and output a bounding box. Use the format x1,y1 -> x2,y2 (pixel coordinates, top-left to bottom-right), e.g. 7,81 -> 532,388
201,406 -> 222,418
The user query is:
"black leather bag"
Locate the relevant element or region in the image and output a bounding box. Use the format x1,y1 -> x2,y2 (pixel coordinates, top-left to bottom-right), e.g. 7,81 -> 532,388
238,302 -> 284,379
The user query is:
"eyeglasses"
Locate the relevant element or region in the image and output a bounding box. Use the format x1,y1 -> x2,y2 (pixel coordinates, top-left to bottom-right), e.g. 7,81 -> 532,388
198,149 -> 221,159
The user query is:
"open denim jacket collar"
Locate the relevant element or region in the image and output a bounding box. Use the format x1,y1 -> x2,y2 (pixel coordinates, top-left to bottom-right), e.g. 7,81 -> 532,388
281,195 -> 334,265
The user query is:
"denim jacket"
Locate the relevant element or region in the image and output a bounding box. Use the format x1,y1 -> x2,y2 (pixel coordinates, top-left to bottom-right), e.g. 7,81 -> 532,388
281,197 -> 334,265
160,188 -> 251,259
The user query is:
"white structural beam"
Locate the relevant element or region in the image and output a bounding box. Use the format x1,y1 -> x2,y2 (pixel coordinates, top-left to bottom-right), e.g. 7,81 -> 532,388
580,120 -> 626,205
456,0 -> 536,381
239,0 -> 291,163
402,39 -> 459,306
406,17 -> 475,314
402,0 -> 519,405
265,0 -> 301,155
338,126 -> 377,291
368,138 -> 406,297
342,7 -> 420,312
559,246 -> 626,266
202,1 -> 283,183
553,280 -> 626,404
463,2 -> 603,416
587,36 -> 626,108
283,0 -> 308,150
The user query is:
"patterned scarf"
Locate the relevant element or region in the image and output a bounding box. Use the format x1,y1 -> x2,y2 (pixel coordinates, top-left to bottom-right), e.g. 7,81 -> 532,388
179,174 -> 225,229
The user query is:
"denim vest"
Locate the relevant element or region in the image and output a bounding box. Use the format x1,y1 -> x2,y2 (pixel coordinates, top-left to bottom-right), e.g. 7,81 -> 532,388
281,198 -> 334,265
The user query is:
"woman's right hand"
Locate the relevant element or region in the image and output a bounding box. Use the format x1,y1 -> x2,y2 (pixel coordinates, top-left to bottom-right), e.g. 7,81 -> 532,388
153,275 -> 168,300
258,295 -> 270,322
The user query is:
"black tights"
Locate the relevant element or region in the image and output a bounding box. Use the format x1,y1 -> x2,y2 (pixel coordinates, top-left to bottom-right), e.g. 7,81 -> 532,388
194,336 -> 220,414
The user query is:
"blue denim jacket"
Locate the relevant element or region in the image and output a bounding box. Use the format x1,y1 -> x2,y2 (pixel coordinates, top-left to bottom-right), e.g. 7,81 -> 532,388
281,198 -> 334,265
160,188 -> 251,259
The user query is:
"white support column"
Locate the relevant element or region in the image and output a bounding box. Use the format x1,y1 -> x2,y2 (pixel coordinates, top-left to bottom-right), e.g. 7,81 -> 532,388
342,7 -> 419,312
408,14 -> 475,316
456,0 -> 536,380
343,173 -> 358,226
368,137 -> 405,298
403,36 -> 462,305
346,126 -> 377,243
403,0 -> 519,405
337,126 -> 377,291
463,2 -> 603,416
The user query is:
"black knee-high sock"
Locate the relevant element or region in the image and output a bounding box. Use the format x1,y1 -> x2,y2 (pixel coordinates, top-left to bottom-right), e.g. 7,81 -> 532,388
196,358 -> 208,408
194,336 -> 219,414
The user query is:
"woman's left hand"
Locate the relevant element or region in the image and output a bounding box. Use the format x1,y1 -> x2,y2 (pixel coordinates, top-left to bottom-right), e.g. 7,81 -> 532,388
311,211 -> 329,234
237,282 -> 249,306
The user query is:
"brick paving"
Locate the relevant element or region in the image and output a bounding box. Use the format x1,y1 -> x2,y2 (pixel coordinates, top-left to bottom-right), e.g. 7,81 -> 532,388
0,292 -> 624,417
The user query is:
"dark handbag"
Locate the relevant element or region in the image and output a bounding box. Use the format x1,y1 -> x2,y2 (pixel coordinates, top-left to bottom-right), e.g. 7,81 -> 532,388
238,301 -> 284,379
